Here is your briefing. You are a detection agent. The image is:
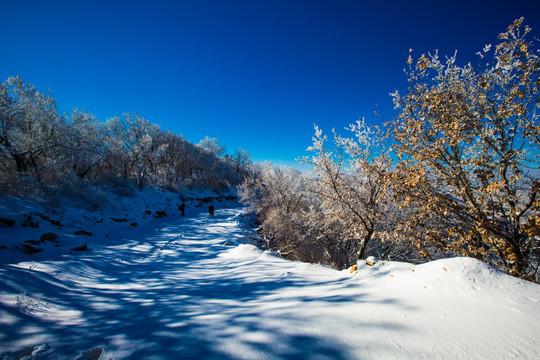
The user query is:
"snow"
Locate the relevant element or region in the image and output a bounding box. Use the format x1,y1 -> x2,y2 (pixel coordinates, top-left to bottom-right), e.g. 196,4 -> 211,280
1,192 -> 539,359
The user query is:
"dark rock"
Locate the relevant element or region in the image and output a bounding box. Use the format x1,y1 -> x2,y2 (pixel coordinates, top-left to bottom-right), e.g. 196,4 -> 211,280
130,222 -> 138,227
72,243 -> 88,252
145,210 -> 152,215
21,244 -> 43,254
39,214 -> 62,226
24,239 -> 42,245
83,347 -> 103,360
0,217 -> 15,227
154,210 -> 167,218
74,230 -> 93,236
22,215 -> 40,228
40,232 -> 58,242
110,217 -> 127,223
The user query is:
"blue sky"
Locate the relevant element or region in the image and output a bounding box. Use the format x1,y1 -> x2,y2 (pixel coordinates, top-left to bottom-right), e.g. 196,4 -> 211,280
1,0 -> 539,167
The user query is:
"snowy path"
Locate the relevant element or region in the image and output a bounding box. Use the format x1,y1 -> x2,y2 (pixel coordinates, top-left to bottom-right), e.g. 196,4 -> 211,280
1,205 -> 540,359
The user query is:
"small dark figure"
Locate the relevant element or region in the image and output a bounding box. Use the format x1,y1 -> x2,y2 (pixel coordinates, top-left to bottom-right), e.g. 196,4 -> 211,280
208,204 -> 215,217
179,202 -> 186,216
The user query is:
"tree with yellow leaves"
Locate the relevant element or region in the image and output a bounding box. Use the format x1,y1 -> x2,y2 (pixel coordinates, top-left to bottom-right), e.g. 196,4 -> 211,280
389,18 -> 539,279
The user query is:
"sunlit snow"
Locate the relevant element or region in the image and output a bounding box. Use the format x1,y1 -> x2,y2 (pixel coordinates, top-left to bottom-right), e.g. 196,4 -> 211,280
0,196 -> 539,359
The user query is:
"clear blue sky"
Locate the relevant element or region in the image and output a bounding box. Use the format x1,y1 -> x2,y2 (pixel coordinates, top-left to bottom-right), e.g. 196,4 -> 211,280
1,0 -> 539,167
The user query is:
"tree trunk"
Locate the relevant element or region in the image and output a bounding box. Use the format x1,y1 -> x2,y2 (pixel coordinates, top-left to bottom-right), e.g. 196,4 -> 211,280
355,228 -> 374,261
12,152 -> 28,172
510,239 -> 526,277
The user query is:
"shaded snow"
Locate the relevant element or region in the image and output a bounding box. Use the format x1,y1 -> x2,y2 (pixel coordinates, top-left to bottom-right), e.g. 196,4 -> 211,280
0,199 -> 539,359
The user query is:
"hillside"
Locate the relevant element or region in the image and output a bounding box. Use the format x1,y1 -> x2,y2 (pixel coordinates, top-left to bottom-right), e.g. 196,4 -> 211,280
0,197 -> 539,359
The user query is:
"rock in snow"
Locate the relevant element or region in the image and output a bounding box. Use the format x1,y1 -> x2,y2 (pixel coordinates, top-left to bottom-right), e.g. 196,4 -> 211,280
365,255 -> 377,266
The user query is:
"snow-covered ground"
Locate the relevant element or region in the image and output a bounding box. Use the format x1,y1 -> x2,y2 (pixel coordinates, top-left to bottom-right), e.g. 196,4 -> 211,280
1,194 -> 539,359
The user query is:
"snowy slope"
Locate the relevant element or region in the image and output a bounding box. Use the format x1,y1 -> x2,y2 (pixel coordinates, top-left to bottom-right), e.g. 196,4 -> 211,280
0,188 -> 230,265
0,200 -> 539,359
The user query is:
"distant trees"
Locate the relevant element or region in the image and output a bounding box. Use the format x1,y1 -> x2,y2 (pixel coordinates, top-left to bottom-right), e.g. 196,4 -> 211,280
106,114 -> 160,189
197,136 -> 226,158
0,76 -> 252,199
65,109 -> 106,180
228,148 -> 252,182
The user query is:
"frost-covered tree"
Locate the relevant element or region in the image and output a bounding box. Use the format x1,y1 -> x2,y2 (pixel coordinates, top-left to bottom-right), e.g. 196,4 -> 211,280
149,131 -> 188,189
197,136 -> 226,158
389,18 -> 539,279
239,162 -> 366,268
105,114 -> 161,190
227,148 -> 252,182
0,75 -> 251,200
64,109 -> 107,180
302,119 -> 394,262
239,162 -> 306,220
0,76 -> 65,174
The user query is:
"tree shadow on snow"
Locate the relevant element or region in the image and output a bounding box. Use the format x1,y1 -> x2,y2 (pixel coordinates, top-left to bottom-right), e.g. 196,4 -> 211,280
0,208 -> 412,359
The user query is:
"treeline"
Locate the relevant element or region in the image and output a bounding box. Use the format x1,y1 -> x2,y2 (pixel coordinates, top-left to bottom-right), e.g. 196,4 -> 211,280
239,18 -> 540,281
0,76 -> 252,203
